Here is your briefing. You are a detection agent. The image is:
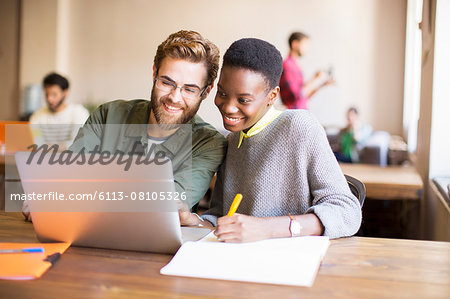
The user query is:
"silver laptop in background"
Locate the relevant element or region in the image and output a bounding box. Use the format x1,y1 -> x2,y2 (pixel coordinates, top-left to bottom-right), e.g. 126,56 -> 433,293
14,151 -> 211,254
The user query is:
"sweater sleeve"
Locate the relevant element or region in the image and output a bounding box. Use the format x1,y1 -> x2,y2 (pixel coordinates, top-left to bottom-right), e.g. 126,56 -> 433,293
303,116 -> 362,239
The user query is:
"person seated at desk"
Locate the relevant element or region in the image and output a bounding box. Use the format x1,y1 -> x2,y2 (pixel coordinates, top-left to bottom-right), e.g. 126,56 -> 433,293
29,72 -> 90,149
333,107 -> 372,163
68,30 -> 226,211
180,38 -> 362,241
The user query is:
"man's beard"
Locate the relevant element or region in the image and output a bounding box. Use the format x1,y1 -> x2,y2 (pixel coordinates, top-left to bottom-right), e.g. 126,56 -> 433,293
150,87 -> 201,131
48,97 -> 65,112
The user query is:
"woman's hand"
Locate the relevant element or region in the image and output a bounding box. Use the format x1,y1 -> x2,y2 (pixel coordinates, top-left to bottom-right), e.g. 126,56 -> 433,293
215,213 -> 270,243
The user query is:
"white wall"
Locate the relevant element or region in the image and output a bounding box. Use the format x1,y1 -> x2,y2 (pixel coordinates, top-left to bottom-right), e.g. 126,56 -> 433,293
429,0 -> 450,177
19,0 -> 407,134
0,0 -> 20,120
20,0 -> 58,94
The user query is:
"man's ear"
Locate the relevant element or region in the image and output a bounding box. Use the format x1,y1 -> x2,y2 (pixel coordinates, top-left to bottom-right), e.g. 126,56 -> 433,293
267,86 -> 280,106
201,83 -> 214,101
63,89 -> 69,99
152,65 -> 157,81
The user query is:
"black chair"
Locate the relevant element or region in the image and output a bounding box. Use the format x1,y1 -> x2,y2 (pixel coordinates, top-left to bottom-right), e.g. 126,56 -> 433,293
194,174 -> 366,212
345,174 -> 366,207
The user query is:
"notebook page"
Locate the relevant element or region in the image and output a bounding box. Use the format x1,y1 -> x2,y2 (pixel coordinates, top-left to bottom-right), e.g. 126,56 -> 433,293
160,235 -> 330,287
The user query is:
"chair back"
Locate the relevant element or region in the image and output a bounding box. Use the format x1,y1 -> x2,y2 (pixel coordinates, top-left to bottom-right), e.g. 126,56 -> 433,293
344,174 -> 366,207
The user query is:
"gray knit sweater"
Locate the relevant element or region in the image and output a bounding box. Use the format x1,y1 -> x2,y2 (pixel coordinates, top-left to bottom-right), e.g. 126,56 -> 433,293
202,110 -> 362,239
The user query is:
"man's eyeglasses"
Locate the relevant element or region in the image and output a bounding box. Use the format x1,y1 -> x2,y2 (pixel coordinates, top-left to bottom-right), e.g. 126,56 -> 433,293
154,77 -> 208,100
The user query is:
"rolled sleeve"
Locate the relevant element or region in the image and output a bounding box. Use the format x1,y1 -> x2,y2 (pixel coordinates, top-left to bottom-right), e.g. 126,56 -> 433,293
179,130 -> 226,209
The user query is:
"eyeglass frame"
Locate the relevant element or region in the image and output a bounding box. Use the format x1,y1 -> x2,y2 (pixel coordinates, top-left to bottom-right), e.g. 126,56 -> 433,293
153,72 -> 209,99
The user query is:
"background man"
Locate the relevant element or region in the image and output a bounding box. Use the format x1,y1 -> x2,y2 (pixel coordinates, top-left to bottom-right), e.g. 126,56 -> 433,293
279,32 -> 334,109
30,72 -> 89,149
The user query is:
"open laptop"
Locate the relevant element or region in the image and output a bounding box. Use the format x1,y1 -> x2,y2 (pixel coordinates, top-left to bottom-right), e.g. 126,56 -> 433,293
14,151 -> 211,254
1,122 -> 35,153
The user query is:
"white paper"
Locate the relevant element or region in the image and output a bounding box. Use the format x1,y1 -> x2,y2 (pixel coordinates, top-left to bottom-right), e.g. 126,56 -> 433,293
160,233 -> 330,287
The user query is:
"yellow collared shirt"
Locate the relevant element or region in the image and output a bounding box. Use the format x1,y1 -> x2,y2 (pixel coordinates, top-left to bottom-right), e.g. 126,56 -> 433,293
238,106 -> 283,148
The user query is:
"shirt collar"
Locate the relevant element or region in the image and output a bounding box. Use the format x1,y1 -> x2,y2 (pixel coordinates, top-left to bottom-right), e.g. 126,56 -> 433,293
238,106 -> 282,148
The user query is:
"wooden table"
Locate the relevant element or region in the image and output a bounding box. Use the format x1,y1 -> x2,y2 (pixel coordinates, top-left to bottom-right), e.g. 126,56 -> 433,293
340,163 -> 423,200
0,212 -> 449,298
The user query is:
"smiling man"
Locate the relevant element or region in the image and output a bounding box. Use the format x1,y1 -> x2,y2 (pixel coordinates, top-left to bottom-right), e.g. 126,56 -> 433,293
68,30 -> 226,210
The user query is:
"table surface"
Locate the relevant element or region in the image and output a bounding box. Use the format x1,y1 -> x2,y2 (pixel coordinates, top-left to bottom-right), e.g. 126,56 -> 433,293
0,212 -> 449,298
340,163 -> 424,200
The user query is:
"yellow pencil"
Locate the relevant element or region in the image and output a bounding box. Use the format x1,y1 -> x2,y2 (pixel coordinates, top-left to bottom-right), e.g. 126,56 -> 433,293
227,193 -> 243,217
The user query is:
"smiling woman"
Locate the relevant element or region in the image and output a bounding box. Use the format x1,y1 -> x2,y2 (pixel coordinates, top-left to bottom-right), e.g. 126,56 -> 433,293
215,67 -> 277,133
179,38 -> 362,242
214,38 -> 283,134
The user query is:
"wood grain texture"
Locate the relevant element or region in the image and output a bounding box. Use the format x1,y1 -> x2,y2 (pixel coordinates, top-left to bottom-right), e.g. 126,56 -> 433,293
340,163 -> 423,200
0,212 -> 449,298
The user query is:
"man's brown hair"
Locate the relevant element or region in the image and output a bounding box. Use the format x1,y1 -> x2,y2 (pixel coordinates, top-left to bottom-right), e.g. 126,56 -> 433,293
288,32 -> 309,49
154,30 -> 220,86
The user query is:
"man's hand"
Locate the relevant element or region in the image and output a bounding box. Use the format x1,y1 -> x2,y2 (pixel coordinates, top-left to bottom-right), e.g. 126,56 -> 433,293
179,210 -> 202,226
22,200 -> 32,222
176,201 -> 190,213
177,201 -> 213,227
214,213 -> 270,243
321,77 -> 335,87
177,201 -> 197,226
313,70 -> 325,79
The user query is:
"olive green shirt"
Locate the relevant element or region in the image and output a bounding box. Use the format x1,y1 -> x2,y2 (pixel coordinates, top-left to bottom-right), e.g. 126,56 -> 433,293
69,99 -> 226,209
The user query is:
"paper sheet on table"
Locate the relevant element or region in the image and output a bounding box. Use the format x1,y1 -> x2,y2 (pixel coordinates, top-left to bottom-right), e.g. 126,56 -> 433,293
160,232 -> 329,287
